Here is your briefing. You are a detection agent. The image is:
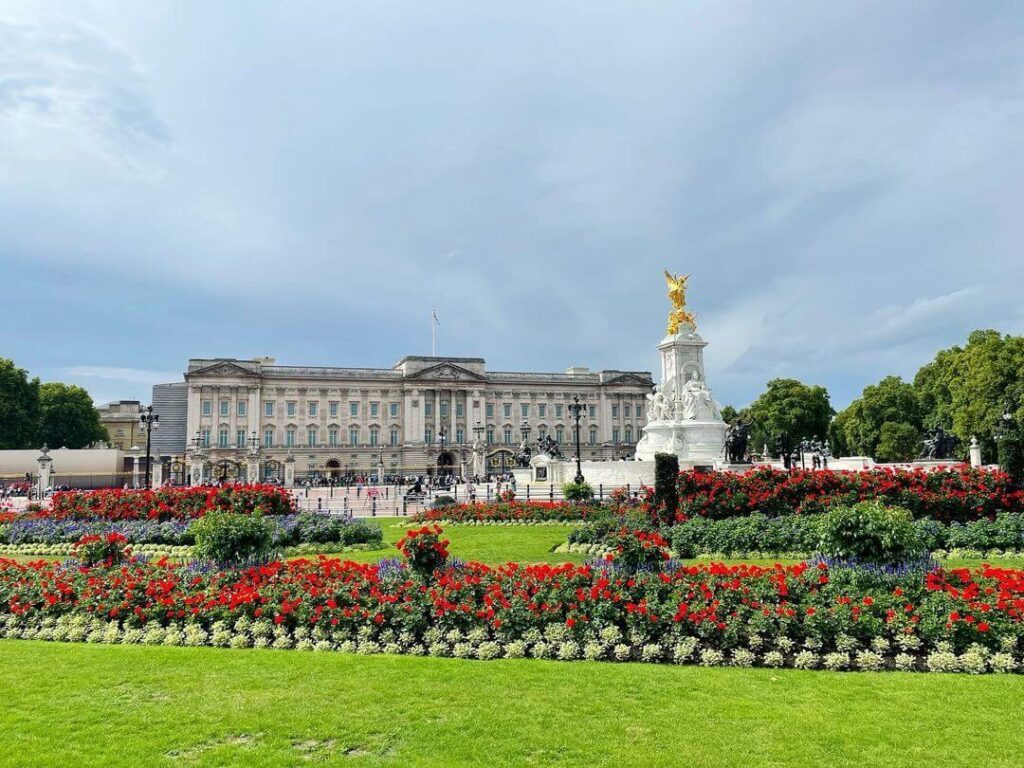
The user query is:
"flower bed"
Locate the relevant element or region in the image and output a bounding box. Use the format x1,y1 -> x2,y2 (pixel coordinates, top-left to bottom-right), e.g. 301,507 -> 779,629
0,513 -> 383,554
671,510 -> 1024,559
43,486 -> 295,522
2,555 -> 1022,672
677,467 -> 1024,523
410,500 -> 601,524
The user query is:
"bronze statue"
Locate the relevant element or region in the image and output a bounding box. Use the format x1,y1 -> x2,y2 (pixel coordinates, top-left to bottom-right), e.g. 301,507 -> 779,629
724,421 -> 751,464
664,270 -> 697,335
919,426 -> 958,460
536,434 -> 565,460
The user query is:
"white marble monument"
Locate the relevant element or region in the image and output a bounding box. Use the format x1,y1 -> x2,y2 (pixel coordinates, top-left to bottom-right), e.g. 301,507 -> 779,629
634,273 -> 727,465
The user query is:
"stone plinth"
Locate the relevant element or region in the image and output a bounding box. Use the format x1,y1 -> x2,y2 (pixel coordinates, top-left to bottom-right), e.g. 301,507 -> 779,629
635,323 -> 727,464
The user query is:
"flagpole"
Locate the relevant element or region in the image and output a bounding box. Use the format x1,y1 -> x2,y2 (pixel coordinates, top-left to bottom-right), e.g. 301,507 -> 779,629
432,309 -> 437,356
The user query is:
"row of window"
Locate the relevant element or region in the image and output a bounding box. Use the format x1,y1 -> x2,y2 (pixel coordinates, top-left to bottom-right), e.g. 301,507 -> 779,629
200,426 -> 404,449
198,423 -> 637,449
201,400 -> 401,419
200,399 -> 645,422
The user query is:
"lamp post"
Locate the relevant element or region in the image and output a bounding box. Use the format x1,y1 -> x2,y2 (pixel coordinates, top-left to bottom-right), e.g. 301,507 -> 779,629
139,405 -> 159,488
515,420 -> 532,470
568,395 -> 586,483
473,421 -> 485,478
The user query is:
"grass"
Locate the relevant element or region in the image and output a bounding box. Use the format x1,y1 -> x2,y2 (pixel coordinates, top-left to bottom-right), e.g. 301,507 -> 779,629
1,640 -> 1022,768
3,517 -> 1022,570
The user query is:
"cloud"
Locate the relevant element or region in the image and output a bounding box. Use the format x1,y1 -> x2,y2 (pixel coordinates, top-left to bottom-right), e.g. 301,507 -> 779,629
0,17 -> 169,172
63,366 -> 180,385
0,1 -> 1022,413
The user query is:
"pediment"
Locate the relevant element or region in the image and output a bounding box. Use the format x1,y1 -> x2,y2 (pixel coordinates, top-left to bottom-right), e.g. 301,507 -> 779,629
605,373 -> 654,388
405,362 -> 486,382
189,361 -> 260,379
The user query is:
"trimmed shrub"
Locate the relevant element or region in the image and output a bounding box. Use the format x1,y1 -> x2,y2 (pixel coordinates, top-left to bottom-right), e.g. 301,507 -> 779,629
562,482 -> 594,502
191,511 -> 274,565
818,501 -> 925,565
654,454 -> 680,524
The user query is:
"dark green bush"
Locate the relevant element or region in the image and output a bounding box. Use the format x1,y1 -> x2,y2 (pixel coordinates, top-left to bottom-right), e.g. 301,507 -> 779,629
670,514 -> 826,557
654,454 -> 679,524
431,495 -> 457,509
562,481 -> 594,502
818,501 -> 925,565
191,511 -> 274,565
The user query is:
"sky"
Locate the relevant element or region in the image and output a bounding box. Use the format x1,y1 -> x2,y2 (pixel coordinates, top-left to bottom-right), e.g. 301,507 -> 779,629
1,1 -> 1022,410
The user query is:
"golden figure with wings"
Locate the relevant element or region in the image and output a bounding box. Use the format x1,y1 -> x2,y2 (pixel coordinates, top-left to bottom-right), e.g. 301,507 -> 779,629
664,270 -> 696,335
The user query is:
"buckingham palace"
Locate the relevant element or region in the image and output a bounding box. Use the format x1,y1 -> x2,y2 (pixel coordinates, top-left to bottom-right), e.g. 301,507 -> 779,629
170,355 -> 654,483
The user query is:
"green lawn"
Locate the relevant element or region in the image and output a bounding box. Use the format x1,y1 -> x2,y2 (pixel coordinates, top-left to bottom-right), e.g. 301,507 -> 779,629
1,641 -> 1022,767
339,518 -> 587,565
3,518 -> 1021,570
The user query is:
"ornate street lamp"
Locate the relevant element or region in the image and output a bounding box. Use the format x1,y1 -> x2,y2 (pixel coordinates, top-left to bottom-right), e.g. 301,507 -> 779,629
568,395 -> 587,483
139,405 -> 159,488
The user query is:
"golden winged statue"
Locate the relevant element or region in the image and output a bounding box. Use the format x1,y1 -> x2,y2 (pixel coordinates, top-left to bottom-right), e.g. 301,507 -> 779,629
664,270 -> 696,335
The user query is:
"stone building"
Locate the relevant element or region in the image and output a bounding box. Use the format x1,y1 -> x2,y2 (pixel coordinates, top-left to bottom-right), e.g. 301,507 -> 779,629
96,400 -> 143,450
179,356 -> 653,482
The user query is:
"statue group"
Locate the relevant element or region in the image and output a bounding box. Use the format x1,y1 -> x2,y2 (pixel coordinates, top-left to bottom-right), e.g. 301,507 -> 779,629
724,421 -> 751,463
513,433 -> 565,468
919,426 -> 958,460
645,371 -> 720,423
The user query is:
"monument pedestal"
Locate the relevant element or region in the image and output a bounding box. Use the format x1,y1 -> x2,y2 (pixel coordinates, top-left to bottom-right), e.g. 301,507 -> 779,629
636,323 -> 727,465
634,419 -> 727,464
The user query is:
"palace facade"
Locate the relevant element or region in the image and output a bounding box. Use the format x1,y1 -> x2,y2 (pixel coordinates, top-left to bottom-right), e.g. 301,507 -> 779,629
179,355 -> 653,482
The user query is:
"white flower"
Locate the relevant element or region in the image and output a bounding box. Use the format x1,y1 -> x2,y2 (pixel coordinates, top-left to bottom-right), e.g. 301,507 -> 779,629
989,652 -> 1018,674
557,641 -> 582,661
699,648 -> 724,667
925,651 -> 960,673
583,642 -> 605,661
731,648 -> 756,668
793,650 -> 818,670
762,650 -> 784,668
855,650 -> 885,672
835,634 -> 858,653
503,641 -> 527,659
229,633 -> 252,649
452,642 -> 475,659
673,638 -> 698,664
894,653 -> 916,671
476,641 -> 501,660
613,643 -> 632,661
822,653 -> 849,671
531,641 -> 552,659
641,644 -> 663,663
427,642 -> 449,657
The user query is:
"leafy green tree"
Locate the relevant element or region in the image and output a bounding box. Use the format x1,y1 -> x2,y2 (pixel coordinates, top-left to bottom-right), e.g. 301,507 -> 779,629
0,358 -> 40,449
833,376 -> 922,458
37,382 -> 108,449
914,330 -> 1024,461
875,421 -> 921,462
719,404 -> 739,424
743,378 -> 833,456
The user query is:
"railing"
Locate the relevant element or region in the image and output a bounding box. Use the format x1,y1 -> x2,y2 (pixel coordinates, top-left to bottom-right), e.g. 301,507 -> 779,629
289,481 -> 642,517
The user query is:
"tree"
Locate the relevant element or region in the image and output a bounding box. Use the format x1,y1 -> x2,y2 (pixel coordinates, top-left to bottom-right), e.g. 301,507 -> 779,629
914,330 -> 1024,461
37,383 -> 108,449
719,404 -> 739,424
743,378 -> 833,457
875,421 -> 921,462
833,376 -> 922,458
0,358 -> 40,449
